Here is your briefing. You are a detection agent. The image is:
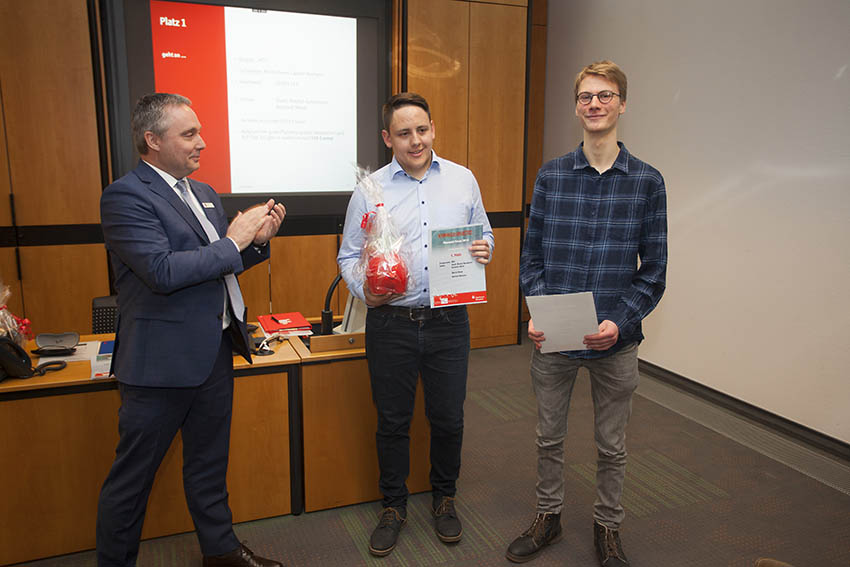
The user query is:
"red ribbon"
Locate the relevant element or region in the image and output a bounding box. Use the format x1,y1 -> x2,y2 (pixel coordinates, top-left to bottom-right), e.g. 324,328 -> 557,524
361,210 -> 377,229
1,305 -> 33,339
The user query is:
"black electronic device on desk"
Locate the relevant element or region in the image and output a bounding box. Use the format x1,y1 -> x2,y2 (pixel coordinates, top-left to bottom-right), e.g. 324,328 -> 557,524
0,332 -> 68,382
31,332 -> 80,356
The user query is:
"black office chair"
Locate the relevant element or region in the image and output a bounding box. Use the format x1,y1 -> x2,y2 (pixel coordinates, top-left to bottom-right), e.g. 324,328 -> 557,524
92,295 -> 118,334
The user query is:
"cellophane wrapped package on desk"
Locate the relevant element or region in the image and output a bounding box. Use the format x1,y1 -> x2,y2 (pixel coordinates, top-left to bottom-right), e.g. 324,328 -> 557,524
0,281 -> 31,347
355,167 -> 409,296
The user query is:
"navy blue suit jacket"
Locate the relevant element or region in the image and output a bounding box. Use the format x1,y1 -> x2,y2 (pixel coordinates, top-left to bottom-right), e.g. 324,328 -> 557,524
100,161 -> 269,387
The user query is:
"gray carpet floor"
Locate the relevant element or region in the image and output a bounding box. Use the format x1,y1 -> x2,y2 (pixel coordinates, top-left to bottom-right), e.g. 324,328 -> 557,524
20,338 -> 850,566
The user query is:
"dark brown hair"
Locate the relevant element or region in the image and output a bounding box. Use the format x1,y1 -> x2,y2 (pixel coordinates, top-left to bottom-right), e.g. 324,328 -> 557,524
382,92 -> 431,130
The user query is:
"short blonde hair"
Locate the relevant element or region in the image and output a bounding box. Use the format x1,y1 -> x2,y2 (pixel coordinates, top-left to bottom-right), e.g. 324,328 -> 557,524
574,60 -> 627,102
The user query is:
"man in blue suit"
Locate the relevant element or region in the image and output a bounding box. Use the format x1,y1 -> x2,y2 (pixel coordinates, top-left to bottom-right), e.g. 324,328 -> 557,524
97,93 -> 285,567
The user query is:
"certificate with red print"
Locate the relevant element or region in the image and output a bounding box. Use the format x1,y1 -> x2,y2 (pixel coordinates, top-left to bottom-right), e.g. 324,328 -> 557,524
429,224 -> 487,308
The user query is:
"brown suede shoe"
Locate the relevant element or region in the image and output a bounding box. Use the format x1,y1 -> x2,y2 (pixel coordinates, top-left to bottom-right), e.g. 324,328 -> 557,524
202,542 -> 282,567
369,507 -> 407,556
432,496 -> 463,543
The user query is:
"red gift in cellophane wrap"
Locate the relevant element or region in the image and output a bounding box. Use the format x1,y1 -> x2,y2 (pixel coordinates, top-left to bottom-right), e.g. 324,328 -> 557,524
0,280 -> 32,348
356,168 -> 409,296
363,217 -> 408,294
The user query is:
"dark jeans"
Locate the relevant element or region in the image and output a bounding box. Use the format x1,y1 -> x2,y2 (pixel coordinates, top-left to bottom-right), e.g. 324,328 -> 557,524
365,305 -> 470,509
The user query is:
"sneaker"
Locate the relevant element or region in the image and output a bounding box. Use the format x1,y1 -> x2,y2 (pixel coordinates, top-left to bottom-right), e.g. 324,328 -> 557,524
369,507 -> 406,557
432,496 -> 463,543
505,512 -> 562,563
593,521 -> 629,567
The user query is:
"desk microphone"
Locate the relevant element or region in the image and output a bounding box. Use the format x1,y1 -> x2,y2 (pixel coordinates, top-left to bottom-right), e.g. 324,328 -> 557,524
321,273 -> 343,335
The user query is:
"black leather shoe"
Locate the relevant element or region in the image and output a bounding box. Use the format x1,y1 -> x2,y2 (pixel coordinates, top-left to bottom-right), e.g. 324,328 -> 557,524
432,496 -> 462,543
202,542 -> 282,567
369,507 -> 406,556
505,512 -> 562,563
593,522 -> 629,567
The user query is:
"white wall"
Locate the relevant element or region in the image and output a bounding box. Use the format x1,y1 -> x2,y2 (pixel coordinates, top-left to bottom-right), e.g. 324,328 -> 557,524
543,0 -> 850,442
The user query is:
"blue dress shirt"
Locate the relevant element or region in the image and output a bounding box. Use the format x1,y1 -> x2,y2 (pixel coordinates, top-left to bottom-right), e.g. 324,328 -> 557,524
338,152 -> 495,308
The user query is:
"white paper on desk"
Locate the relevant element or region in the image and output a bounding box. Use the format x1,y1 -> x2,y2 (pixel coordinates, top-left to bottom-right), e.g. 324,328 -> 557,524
525,292 -> 599,353
91,352 -> 113,380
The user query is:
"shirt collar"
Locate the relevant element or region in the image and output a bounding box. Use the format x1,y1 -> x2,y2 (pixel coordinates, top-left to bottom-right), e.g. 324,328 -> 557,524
143,159 -> 184,189
389,150 -> 442,179
573,141 -> 630,174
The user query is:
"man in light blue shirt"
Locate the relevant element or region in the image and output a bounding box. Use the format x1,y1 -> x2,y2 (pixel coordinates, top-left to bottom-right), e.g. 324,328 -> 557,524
338,92 -> 494,557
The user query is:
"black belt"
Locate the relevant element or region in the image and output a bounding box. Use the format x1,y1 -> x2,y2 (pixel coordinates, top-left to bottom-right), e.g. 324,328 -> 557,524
373,304 -> 463,322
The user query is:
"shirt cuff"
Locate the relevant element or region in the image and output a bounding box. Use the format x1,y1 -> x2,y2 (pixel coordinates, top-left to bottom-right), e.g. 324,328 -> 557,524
226,236 -> 241,253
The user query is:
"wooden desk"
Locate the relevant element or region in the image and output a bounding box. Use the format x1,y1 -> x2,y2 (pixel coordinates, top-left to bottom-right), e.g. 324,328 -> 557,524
290,335 -> 432,513
0,330 -> 434,563
0,334 -> 299,566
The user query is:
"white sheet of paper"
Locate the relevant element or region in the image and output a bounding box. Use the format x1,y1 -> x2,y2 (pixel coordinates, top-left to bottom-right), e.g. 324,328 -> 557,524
525,292 -> 599,353
90,341 -> 114,380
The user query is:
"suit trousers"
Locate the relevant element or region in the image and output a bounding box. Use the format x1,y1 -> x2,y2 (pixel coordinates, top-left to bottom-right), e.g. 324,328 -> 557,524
365,306 -> 470,509
530,342 -> 639,528
96,332 -> 240,566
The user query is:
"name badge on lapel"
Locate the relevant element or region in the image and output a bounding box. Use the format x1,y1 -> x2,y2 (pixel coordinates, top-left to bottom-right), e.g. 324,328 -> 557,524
202,202 -> 215,209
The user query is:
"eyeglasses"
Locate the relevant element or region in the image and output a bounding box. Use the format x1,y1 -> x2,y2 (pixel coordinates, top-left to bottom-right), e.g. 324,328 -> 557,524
576,91 -> 621,105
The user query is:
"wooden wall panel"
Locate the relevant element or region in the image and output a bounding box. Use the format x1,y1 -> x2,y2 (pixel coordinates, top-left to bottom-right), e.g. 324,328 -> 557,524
269,234 -> 340,318
302,359 -> 430,512
227,372 -> 290,520
0,389 -> 121,566
469,0 -> 527,6
391,0 -> 403,94
0,0 -> 102,226
468,3 -> 527,213
239,257 -> 271,321
469,227 -> 520,348
407,0 -> 470,166
0,249 -> 22,315
0,103 -> 10,226
18,244 -> 110,334
532,0 -> 547,26
525,22 -> 548,205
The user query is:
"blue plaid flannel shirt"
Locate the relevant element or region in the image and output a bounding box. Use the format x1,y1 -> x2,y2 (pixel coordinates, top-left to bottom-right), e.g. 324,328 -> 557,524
520,142 -> 667,359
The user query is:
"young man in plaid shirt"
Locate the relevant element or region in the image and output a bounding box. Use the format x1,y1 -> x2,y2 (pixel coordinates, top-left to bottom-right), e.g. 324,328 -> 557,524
508,60 -> 667,567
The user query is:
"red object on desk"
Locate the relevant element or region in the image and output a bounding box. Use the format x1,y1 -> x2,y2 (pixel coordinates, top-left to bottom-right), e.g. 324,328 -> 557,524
257,312 -> 311,334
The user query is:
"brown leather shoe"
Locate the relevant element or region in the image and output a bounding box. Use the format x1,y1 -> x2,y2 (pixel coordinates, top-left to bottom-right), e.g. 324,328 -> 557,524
754,560 -> 794,567
202,542 -> 283,567
594,522 -> 629,567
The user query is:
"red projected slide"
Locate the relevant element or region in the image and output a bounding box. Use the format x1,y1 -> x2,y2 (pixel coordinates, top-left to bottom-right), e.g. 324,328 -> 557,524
150,1 -> 232,193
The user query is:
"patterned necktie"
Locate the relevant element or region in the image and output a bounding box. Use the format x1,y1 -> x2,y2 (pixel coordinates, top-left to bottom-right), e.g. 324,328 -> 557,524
178,179 -> 246,322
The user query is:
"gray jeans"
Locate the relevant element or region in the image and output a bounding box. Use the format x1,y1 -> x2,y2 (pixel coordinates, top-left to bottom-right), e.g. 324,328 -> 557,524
531,342 -> 639,528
